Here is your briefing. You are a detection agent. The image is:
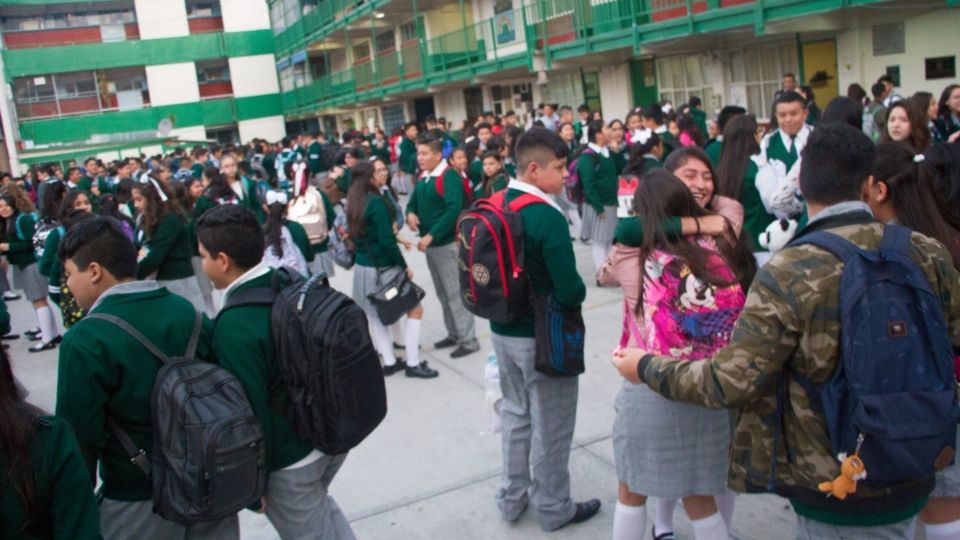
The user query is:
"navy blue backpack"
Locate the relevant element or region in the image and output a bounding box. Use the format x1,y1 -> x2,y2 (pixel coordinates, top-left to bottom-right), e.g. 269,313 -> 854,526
788,224 -> 960,487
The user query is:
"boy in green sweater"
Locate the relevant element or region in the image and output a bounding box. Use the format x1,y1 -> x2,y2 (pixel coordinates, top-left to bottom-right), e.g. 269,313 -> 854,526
55,217 -> 238,539
197,205 -> 355,539
397,122 -> 419,195
491,127 -> 600,531
406,134 -> 479,358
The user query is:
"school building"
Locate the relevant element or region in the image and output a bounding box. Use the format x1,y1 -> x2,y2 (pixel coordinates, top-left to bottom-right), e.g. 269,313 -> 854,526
273,0 -> 960,136
0,0 -> 285,172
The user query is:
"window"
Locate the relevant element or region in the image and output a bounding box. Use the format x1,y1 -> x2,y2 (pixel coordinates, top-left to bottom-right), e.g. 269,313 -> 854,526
282,0 -> 299,29
376,31 -> 395,53
352,41 -> 371,62
872,22 -> 905,56
55,71 -> 97,98
724,43 -> 798,119
302,0 -> 318,15
278,65 -> 294,93
2,9 -> 135,31
187,1 -> 221,17
196,61 -> 231,83
655,55 -> 714,111
293,61 -> 310,88
13,77 -> 55,103
926,56 -> 956,80
400,20 -> 419,43
270,1 -> 287,35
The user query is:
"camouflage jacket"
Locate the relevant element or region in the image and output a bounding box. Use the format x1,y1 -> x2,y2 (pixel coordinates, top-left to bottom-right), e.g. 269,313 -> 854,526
638,209 -> 960,515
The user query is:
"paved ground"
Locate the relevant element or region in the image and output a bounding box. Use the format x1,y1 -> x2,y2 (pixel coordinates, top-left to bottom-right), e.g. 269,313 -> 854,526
9,228 -> 802,539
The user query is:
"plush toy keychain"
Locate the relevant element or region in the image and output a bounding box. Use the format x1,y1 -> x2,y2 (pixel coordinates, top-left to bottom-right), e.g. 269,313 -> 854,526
818,434 -> 868,500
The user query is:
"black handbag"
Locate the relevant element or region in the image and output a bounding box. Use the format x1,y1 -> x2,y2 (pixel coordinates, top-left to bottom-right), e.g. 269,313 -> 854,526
367,268 -> 425,326
532,294 -> 586,377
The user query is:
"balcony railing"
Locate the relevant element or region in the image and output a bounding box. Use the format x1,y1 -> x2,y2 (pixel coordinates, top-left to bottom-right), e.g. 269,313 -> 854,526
188,16 -> 224,34
16,90 -> 151,121
3,23 -> 140,49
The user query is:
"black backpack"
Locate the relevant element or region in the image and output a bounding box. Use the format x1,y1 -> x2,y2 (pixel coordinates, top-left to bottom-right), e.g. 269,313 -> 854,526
92,311 -> 265,525
223,269 -> 387,455
456,190 -> 545,324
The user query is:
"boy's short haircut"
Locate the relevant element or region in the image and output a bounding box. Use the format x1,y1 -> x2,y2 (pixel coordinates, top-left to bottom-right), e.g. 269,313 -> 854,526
59,217 -> 138,279
559,105 -> 573,114
403,121 -> 417,131
84,157 -> 97,166
878,74 -> 894,85
415,134 -> 442,154
799,123 -> 875,206
587,119 -> 606,143
475,122 -> 492,133
774,91 -> 807,110
871,82 -> 886,99
480,150 -> 502,163
717,106 -> 747,132
646,105 -> 665,125
196,205 -> 264,270
485,136 -> 505,153
514,127 -> 569,174
577,104 -> 590,113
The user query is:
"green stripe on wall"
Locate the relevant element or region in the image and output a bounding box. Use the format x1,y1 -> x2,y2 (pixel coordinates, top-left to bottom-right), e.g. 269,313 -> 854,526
18,94 -> 281,145
3,30 -> 275,79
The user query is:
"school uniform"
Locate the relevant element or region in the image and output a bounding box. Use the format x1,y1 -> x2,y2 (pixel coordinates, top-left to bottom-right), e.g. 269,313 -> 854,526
135,212 -> 205,314
216,265 -> 354,540
740,159 -> 777,252
353,194 -> 408,320
56,281 -> 237,539
475,172 -> 509,200
406,162 -> 477,348
703,136 -> 722,166
230,176 -> 265,223
580,143 -> 624,246
307,140 -> 328,180
655,125 -> 678,159
491,180 -> 586,532
760,125 -> 811,233
398,137 -> 417,175
78,175 -> 113,195
467,158 -> 483,190
0,415 -> 100,540
4,213 -> 47,302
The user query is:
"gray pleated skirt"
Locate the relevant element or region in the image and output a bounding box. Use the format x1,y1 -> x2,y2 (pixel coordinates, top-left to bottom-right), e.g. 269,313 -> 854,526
613,381 -> 731,498
932,428 -> 960,497
310,250 -> 335,278
583,204 -> 618,245
352,264 -> 403,321
13,263 -> 48,302
160,276 -> 207,315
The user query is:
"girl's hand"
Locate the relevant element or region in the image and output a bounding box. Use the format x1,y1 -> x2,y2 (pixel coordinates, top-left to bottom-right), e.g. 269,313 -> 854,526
405,268 -> 414,280
697,215 -> 727,236
398,237 -> 413,251
612,347 -> 648,384
0,243 -> 9,253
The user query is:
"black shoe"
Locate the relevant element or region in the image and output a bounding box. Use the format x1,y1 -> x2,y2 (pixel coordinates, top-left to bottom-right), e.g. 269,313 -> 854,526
2,332 -> 19,341
450,343 -> 480,358
383,362 -> 405,376
27,333 -> 43,342
557,499 -> 601,529
28,339 -> 60,353
405,362 -> 439,378
2,292 -> 20,301
433,337 -> 457,349
393,342 -> 404,351
24,328 -> 41,337
652,525 -> 676,540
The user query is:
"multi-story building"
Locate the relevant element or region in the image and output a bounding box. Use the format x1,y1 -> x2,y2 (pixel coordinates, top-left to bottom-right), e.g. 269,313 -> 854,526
270,0 -> 960,137
0,0 -> 285,172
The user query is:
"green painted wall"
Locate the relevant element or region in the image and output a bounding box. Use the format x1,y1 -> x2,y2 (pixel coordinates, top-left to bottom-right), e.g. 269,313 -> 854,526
19,93 -> 282,145
3,30 -> 275,79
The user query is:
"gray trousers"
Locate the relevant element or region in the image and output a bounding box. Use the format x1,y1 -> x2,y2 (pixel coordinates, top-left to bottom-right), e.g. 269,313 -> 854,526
492,334 -> 578,531
425,243 -> 476,345
99,498 -> 239,540
265,453 -> 355,540
795,515 -> 915,539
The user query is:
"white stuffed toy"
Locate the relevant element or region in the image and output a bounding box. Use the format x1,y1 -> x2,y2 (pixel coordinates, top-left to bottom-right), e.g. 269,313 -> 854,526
759,218 -> 799,254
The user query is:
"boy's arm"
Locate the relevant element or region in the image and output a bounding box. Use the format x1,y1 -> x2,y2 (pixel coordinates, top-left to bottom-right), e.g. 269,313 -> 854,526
428,173 -> 464,239
56,331 -> 111,481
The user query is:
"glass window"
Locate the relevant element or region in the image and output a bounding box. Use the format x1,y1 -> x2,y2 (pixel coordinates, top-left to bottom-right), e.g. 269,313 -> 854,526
13,77 -> 55,103
197,61 -> 231,83
724,43 -> 797,119
282,0 -> 298,27
55,71 -> 97,98
352,41 -> 370,61
270,1 -> 287,35
293,61 -> 310,88
656,55 -> 712,108
187,1 -> 222,18
400,20 -> 418,42
279,66 -> 294,93
376,31 -> 395,53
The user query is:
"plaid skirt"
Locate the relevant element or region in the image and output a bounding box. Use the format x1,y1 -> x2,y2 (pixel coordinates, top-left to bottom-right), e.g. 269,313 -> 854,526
352,264 -> 404,321
583,204 -> 618,245
13,263 -> 48,302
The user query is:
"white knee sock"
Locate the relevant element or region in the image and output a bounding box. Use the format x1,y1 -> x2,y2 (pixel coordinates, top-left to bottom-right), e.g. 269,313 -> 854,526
391,318 -> 405,346
715,490 -> 736,530
592,244 -> 610,276
926,518 -> 960,540
655,498 -> 676,535
690,512 -> 728,540
566,209 -> 582,238
612,501 -> 646,540
369,319 -> 396,366
37,306 -> 59,343
404,318 -> 421,368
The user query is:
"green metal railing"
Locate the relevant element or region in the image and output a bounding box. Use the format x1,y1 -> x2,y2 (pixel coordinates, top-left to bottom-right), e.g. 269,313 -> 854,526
273,0 -> 390,57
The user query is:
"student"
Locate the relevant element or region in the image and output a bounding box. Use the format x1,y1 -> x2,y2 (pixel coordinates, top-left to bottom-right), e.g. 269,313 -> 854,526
934,84 -> 960,143
0,345 -> 100,539
468,132 -> 500,188
193,168 -> 237,218
220,155 -> 263,222
760,91 -> 812,174
132,179 -> 206,314
447,147 -> 470,187
913,91 -> 947,144
261,189 -> 310,277
405,134 -> 479,358
613,123 -> 960,538
97,194 -> 134,240
79,157 -> 112,196
306,131 -> 329,184
348,161 -> 435,378
56,217 -> 237,539
623,130 -> 663,176
0,187 -> 61,352
580,119 -> 627,274
645,105 -> 678,159
477,150 -> 509,199
881,100 -> 930,153
600,170 -> 754,540
716,114 -> 774,254
197,205 -> 355,539
688,96 -> 709,143
491,127 -> 599,531
396,122 -> 419,195
36,179 -> 68,300
703,106 -> 746,166
864,82 -> 889,142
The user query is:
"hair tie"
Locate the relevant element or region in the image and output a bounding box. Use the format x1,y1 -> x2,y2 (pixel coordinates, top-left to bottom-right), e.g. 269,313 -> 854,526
913,154 -> 926,163
265,189 -> 288,206
147,177 -> 169,202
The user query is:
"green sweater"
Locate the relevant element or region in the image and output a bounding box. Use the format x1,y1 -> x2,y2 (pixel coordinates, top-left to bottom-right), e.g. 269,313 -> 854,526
235,176 -> 265,223
78,175 -> 113,195
475,173 -> 509,199
283,219 -> 314,263
4,212 -> 37,269
704,138 -> 722,166
356,194 -> 406,270
405,167 -> 464,247
307,141 -> 327,174
0,415 -> 101,540
612,216 -> 683,245
56,286 -> 215,501
579,149 -> 623,213
740,160 -> 777,253
468,159 -> 483,189
135,213 -> 194,280
399,138 -> 417,174
491,189 -> 586,337
215,271 -> 313,472
692,108 -> 708,142
37,225 -> 62,298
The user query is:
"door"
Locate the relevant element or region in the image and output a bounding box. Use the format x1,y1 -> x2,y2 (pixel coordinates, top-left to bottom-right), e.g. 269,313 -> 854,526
463,87 -> 484,123
413,96 -> 435,121
582,71 -> 601,115
630,58 -> 658,109
801,40 -> 839,108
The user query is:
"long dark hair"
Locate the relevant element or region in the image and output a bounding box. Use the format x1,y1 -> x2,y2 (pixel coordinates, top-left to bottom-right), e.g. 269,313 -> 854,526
58,190 -> 91,222
938,84 -> 960,120
204,168 -> 234,201
0,347 -> 45,533
632,170 -> 755,313
346,161 -> 380,238
677,114 -> 704,147
924,143 -> 960,226
40,181 -> 67,221
263,199 -> 286,258
880,100 -> 930,152
132,178 -> 180,238
624,132 -> 662,175
874,142 -> 960,269
715,114 -> 760,201
821,97 -> 864,131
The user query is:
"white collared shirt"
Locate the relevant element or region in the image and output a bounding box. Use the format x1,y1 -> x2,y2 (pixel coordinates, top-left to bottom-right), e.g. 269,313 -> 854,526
587,142 -> 610,158
778,124 -> 812,155
420,160 -> 448,181
506,179 -> 564,215
229,179 -> 245,200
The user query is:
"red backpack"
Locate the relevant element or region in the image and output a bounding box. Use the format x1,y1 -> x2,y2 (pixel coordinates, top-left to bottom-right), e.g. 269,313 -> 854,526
456,190 -> 544,323
433,167 -> 474,209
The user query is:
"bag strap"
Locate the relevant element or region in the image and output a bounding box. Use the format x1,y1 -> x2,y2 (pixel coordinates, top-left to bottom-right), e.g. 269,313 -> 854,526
786,231 -> 862,263
619,299 -> 644,349
506,193 -> 546,213
879,223 -> 912,259
105,416 -> 151,478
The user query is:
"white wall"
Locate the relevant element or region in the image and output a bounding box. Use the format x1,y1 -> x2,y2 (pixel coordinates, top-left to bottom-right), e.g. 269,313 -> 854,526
598,63 -> 631,121
433,89 -> 467,129
134,0 -> 188,39
220,0 -> 271,32
146,63 -> 200,106
837,8 -> 960,98
169,125 -> 208,142
238,116 -> 285,143
229,55 -> 281,97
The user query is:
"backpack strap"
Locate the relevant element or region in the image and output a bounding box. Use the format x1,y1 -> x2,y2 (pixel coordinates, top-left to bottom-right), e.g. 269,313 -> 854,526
786,231 -> 862,263
879,223 -> 913,259
105,415 -> 151,478
506,193 -> 546,213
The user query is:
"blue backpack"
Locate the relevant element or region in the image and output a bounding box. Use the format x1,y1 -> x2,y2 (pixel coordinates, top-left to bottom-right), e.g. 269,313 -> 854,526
787,225 -> 960,487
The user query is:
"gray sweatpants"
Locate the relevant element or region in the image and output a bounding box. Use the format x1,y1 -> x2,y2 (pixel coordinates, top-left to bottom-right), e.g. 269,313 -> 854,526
265,453 -> 355,540
99,498 -> 239,540
795,515 -> 915,539
425,243 -> 476,346
492,334 -> 578,531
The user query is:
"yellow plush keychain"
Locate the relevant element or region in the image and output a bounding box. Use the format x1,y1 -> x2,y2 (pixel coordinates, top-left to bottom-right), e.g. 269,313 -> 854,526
818,434 -> 868,500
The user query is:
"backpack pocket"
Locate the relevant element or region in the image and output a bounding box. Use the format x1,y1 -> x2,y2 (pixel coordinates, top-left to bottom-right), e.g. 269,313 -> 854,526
533,295 -> 586,377
852,390 -> 960,485
203,416 -> 265,519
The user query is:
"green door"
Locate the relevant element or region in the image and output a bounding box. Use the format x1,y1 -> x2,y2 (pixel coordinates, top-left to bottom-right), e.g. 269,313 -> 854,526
630,58 -> 658,109
582,71 -> 602,114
